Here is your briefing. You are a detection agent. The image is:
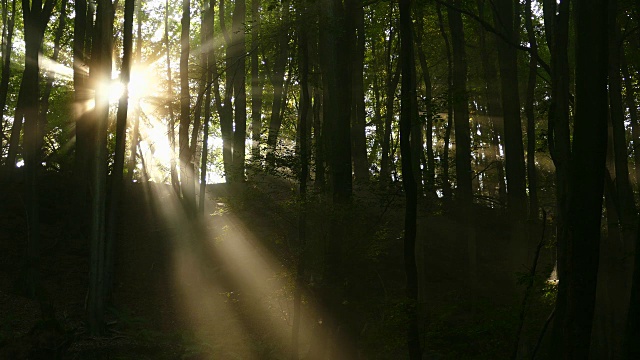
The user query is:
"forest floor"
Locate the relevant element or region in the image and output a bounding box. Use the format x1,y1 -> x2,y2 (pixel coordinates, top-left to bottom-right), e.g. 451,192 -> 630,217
0,172 -> 556,359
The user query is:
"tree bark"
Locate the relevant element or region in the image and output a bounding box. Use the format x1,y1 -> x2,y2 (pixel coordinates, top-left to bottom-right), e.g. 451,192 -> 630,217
552,0 -> 609,356
399,0 -> 420,357
524,0 -> 538,219
436,3 -> 452,200
608,0 -> 636,226
179,0 -> 195,213
0,0 -> 15,157
87,0 -> 114,336
105,0 -> 134,305
250,0 -> 262,159
448,2 -> 472,206
265,1 -> 289,168
349,0 -> 368,184
493,0 -> 527,219
231,0 -> 247,181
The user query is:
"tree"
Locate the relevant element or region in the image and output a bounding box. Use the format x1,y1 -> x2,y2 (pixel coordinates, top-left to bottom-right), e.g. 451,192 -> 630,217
551,0 -> 609,356
0,0 -> 16,157
87,0 -> 115,336
399,0 -> 420,357
105,0 -> 134,304
12,0 -> 56,301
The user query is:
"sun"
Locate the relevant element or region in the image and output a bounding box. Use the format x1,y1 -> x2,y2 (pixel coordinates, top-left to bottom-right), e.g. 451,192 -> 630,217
108,65 -> 158,104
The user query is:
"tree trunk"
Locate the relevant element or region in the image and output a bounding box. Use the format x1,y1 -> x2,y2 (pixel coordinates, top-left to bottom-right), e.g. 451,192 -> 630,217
87,0 -> 114,336
380,6 -> 398,187
476,0 -> 506,205
447,3 -> 472,206
544,0 -> 572,354
553,0 -> 609,356
0,0 -> 15,157
250,0 -> 262,159
621,52 -> 640,195
436,3 -> 452,199
524,0 -> 538,219
105,0 -> 134,305
608,0 -> 636,226
350,0 -> 368,184
179,0 -> 195,213
231,0 -> 247,181
265,1 -> 289,168
493,0 -> 527,219
291,9 -> 310,356
415,10 -> 434,195
399,0 -> 420,357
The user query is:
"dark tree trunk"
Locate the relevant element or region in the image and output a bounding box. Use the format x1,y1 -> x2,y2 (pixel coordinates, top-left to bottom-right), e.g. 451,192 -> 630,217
380,6 -> 398,187
524,0 -> 538,219
447,3 -> 472,206
553,0 -> 609,356
179,0 -> 195,213
11,0 -> 56,303
218,0 -> 234,181
291,8 -> 310,356
250,0 -> 262,159
0,0 -> 15,157
105,0 -> 134,305
231,0 -> 247,181
87,0 -> 114,336
399,0 -> 420,357
38,0 -> 68,157
161,0 -> 177,188
476,0 -> 506,205
415,9 -> 434,195
436,3 -> 452,199
493,0 -> 527,219
621,53 -> 640,195
608,0 -> 636,225
349,0 -> 368,184
544,0 -> 572,354
125,0 -> 142,183
200,0 -> 214,214
265,1 -> 289,168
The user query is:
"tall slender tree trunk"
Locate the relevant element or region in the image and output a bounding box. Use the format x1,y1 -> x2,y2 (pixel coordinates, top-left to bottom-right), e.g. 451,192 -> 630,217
265,1 -> 289,169
87,0 -> 114,336
399,0 -> 420,357
179,0 -> 195,213
39,0 -> 68,155
436,3 -> 452,199
545,0 -> 572,354
250,0 -> 262,159
415,10 -> 434,195
608,0 -> 636,226
552,0 -> 609,356
218,0 -> 234,181
621,53 -> 640,194
291,9 -> 310,356
493,0 -> 527,219
105,0 -> 134,305
524,0 -> 538,219
0,0 -> 15,157
125,0 -> 142,183
350,0 -> 368,184
447,4 -> 472,206
231,0 -> 247,181
199,0 -> 214,213
380,6 -> 398,187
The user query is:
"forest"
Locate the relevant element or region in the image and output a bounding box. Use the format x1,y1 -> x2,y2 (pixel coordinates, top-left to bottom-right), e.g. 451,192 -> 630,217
0,0 -> 639,358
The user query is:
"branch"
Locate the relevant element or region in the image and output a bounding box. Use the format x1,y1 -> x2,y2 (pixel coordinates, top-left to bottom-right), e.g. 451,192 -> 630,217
434,0 -> 551,75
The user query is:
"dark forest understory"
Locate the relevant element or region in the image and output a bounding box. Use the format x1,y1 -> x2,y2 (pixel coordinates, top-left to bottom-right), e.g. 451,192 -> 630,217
1,174 -> 560,359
